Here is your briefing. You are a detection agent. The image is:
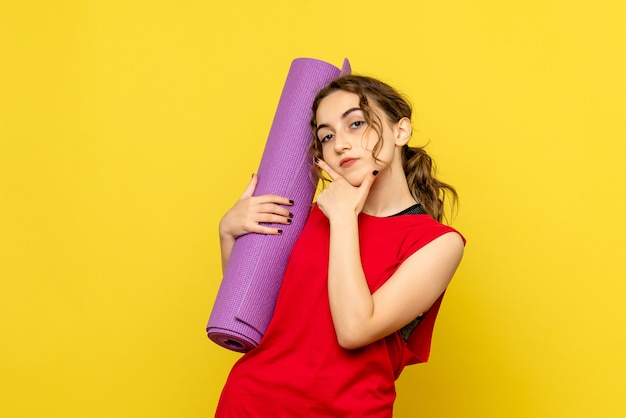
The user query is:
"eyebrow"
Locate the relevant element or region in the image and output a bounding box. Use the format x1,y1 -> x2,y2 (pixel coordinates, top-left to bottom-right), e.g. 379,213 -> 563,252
315,107 -> 363,134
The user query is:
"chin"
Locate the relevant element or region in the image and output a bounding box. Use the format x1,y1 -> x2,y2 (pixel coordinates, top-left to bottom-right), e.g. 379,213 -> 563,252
343,173 -> 366,187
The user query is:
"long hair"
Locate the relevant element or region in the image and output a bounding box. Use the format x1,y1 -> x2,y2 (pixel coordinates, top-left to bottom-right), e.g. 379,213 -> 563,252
309,75 -> 457,223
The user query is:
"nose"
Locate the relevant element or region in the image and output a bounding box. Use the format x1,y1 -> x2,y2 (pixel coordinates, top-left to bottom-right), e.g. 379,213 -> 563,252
333,131 -> 351,153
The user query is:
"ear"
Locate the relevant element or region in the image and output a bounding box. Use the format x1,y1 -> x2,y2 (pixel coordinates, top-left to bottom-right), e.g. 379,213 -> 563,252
394,117 -> 412,146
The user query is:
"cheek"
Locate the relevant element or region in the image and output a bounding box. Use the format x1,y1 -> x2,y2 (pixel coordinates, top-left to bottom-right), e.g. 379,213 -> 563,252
320,145 -> 332,161
372,139 -> 397,166
361,130 -> 379,151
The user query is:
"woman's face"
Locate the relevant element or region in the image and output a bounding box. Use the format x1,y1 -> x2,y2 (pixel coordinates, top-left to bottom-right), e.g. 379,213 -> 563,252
314,90 -> 398,186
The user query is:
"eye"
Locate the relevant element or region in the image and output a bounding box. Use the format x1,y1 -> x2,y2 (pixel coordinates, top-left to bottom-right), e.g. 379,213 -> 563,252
350,120 -> 366,129
319,133 -> 334,143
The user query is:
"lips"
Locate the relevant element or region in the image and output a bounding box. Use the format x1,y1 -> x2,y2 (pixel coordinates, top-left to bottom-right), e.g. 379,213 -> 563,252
340,158 -> 358,168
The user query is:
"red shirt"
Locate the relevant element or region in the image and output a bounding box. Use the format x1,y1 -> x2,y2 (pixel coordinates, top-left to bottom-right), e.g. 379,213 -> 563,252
216,205 -> 463,417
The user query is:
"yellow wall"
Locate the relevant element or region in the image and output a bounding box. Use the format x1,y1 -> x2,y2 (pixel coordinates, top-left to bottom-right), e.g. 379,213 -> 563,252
1,1 -> 625,417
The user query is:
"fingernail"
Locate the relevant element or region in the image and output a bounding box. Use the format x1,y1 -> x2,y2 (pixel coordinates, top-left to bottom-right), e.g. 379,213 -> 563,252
289,199 -> 294,205
287,218 -> 292,224
288,212 -> 294,218
372,170 -> 379,176
314,158 -> 319,163
277,229 -> 283,234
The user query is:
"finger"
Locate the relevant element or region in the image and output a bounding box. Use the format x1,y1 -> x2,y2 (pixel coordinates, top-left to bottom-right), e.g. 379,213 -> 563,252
253,195 -> 294,207
315,158 -> 341,182
240,173 -> 258,199
359,169 -> 379,194
256,203 -> 293,219
254,213 -> 293,225
245,224 -> 285,236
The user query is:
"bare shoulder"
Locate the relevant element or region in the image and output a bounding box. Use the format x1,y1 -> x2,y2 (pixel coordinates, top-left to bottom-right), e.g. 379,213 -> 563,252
412,231 -> 464,262
432,231 -> 465,254
391,231 -> 464,309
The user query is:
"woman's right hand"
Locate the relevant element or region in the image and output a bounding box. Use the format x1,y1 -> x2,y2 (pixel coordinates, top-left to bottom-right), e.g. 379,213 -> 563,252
219,173 -> 294,242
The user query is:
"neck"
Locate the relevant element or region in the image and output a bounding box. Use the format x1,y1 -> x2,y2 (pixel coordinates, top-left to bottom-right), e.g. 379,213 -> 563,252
361,161 -> 416,217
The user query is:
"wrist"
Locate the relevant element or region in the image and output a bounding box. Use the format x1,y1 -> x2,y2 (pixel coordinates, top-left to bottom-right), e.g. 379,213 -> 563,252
218,220 -> 236,242
328,212 -> 358,228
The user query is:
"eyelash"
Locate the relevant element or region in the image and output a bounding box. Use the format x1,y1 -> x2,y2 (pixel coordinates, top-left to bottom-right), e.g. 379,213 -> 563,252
318,120 -> 366,143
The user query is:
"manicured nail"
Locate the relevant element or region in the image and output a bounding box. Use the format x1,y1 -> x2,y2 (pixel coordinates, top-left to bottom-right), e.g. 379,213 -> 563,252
289,199 -> 294,205
287,218 -> 292,224
277,229 -> 283,234
372,170 -> 379,176
314,158 -> 319,163
288,212 -> 294,218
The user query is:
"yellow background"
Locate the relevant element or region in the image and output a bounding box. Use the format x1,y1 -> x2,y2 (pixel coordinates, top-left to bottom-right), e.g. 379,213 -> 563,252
1,1 -> 625,417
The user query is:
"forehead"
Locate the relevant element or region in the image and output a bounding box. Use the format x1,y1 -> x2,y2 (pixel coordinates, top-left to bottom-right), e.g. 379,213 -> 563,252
315,90 -> 361,123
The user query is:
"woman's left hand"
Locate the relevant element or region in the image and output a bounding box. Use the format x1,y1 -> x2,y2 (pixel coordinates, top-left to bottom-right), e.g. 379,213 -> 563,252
315,159 -> 378,221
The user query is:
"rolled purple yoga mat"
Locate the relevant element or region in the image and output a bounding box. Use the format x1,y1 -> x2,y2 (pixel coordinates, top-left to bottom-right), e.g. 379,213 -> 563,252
207,58 -> 352,352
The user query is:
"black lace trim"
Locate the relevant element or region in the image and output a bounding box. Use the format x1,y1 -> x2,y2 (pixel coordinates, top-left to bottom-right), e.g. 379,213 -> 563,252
389,203 -> 428,217
400,314 -> 424,342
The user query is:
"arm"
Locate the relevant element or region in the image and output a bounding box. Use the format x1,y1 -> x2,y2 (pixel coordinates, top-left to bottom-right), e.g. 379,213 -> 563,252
219,173 -> 293,274
327,216 -> 464,349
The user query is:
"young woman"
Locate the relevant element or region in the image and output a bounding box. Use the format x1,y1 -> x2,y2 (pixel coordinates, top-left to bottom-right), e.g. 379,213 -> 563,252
216,75 -> 465,417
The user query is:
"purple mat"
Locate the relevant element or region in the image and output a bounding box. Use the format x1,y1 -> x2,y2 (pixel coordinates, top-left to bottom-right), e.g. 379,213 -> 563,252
207,58 -> 352,352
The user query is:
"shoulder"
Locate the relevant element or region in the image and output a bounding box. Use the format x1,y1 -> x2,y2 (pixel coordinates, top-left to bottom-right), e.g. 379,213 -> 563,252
394,215 -> 465,262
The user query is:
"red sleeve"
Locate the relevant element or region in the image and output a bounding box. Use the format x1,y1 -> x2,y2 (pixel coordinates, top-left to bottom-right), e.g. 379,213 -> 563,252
398,220 -> 465,366
402,292 -> 445,366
